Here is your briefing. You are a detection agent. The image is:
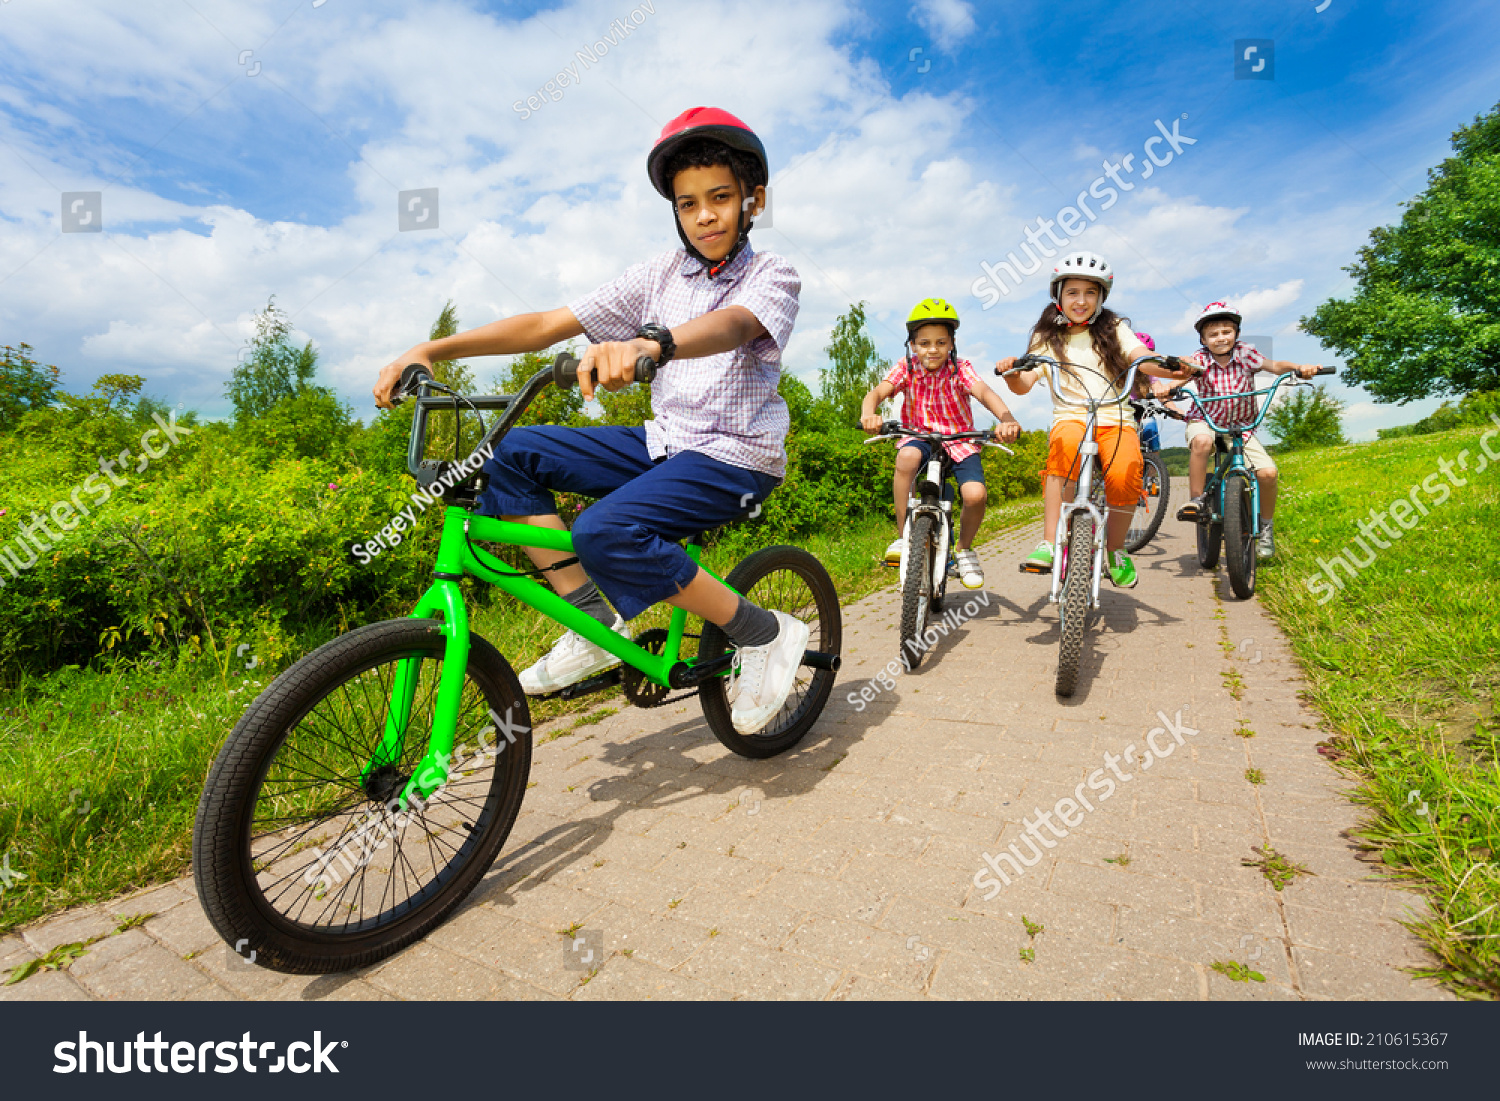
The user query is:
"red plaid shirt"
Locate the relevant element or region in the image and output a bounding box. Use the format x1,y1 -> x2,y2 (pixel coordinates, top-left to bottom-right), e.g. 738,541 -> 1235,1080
1187,341 -> 1267,437
882,356 -> 983,461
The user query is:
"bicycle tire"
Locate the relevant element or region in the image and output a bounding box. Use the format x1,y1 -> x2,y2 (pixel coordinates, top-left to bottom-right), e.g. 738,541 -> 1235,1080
699,545 -> 842,759
1056,511 -> 1094,698
898,513 -> 937,671
929,514 -> 951,618
1124,453 -> 1170,553
192,618 -> 532,974
1222,470 -> 1258,599
1196,482 -> 1223,570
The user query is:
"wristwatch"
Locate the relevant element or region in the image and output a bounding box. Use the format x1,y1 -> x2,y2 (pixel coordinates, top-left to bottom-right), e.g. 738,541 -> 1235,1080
635,323 -> 676,367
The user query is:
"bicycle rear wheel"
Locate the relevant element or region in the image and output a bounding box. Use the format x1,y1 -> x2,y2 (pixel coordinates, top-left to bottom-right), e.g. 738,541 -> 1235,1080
1125,453 -> 1169,553
699,545 -> 842,759
1196,481 -> 1223,569
898,513 -> 937,671
193,618 -> 531,974
1222,470 -> 1258,599
1056,512 -> 1094,698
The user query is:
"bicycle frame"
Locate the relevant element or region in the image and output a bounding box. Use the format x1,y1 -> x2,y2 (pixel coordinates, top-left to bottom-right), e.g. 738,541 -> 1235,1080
1177,371 -> 1304,531
1016,356 -> 1158,607
374,508 -> 734,805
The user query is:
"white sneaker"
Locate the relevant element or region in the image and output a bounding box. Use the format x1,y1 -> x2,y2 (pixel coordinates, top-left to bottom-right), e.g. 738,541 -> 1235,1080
727,611 -> 811,735
518,615 -> 628,695
884,538 -> 903,565
955,549 -> 984,590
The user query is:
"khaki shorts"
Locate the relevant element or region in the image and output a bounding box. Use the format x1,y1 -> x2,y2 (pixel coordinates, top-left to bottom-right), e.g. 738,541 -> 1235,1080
1185,420 -> 1276,473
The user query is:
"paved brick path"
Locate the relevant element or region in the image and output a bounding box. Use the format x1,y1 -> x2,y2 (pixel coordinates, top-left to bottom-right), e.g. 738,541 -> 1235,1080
0,484 -> 1452,1001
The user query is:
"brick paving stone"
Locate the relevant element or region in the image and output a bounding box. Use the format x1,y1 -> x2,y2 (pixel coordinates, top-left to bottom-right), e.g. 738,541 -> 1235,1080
143,899 -> 223,957
0,969 -> 90,1001
75,943 -> 215,1001
1291,947 -> 1451,1001
367,942 -> 548,1000
571,954 -> 728,1000
587,902 -> 710,970
677,934 -> 842,999
783,914 -> 936,991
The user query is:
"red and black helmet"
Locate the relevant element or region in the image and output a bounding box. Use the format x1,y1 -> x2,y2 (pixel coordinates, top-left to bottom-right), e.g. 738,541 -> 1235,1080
647,106 -> 767,199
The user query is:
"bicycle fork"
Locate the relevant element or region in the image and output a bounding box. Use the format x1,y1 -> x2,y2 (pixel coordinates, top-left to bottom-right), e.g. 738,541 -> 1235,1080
1049,443 -> 1106,608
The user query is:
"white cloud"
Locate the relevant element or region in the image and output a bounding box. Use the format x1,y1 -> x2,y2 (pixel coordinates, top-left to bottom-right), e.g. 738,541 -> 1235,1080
910,0 -> 977,52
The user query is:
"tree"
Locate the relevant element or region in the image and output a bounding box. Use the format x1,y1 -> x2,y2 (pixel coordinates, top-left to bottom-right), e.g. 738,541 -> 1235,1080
819,302 -> 889,430
227,297 -> 327,420
1264,386 -> 1347,452
0,343 -> 62,430
90,373 -> 145,412
1302,100 -> 1500,403
428,300 -> 476,395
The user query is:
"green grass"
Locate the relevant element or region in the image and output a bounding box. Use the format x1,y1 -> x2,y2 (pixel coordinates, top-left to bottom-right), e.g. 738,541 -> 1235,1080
1256,423 -> 1500,998
0,495 -> 1041,933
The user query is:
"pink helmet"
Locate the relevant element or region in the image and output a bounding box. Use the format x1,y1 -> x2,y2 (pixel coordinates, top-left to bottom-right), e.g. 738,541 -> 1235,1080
1194,301 -> 1242,335
1134,332 -> 1156,351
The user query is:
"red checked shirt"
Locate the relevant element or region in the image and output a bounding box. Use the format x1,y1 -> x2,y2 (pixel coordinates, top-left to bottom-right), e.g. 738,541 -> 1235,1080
1186,341 -> 1267,437
882,356 -> 983,461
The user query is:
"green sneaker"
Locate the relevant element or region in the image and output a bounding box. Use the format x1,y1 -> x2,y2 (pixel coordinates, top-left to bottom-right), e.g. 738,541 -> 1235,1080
1020,541 -> 1054,574
1107,550 -> 1138,589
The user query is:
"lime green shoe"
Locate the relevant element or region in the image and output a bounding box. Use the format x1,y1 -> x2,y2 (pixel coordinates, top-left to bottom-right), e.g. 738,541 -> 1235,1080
1020,541 -> 1054,574
1107,550 -> 1138,589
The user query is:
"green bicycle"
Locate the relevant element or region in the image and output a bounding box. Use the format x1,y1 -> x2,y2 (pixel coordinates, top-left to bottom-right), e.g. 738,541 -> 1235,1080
192,354 -> 842,974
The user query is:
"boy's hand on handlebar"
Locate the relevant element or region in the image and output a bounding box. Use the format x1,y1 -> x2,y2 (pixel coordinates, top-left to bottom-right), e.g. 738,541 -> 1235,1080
993,418 -> 1022,443
578,338 -> 658,400
1294,364 -> 1322,380
860,412 -> 885,434
375,348 -> 433,409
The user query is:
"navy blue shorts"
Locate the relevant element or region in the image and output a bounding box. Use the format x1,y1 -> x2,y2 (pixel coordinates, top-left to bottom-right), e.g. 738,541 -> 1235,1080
476,425 -> 780,620
900,441 -> 986,488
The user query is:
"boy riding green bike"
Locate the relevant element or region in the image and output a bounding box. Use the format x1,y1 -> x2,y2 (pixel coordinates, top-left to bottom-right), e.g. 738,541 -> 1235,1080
193,107 -> 845,975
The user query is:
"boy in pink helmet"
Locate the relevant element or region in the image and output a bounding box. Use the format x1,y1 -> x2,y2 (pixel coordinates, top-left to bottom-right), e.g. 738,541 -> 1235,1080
1169,302 -> 1322,558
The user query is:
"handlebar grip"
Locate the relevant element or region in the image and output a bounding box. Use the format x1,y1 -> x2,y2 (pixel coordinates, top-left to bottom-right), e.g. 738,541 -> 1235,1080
552,352 -> 658,390
391,363 -> 434,405
1315,366 -> 1337,376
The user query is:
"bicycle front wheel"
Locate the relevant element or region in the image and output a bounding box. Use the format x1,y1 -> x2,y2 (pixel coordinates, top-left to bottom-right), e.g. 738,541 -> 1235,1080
898,512 -> 937,671
193,618 -> 532,974
1056,512 -> 1094,698
699,545 -> 842,759
1125,453 -> 1169,553
1222,470 -> 1258,599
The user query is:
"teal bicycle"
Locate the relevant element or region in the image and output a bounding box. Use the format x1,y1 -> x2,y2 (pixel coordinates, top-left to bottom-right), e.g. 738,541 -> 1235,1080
1169,366 -> 1335,598
192,355 -> 842,974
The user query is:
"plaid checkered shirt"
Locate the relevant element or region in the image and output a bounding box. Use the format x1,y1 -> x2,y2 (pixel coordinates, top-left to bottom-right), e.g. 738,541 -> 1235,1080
568,243 -> 800,478
1187,341 -> 1267,436
882,357 -> 984,461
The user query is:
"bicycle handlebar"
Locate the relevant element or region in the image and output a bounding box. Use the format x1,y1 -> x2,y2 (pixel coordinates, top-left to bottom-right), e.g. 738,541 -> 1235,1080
396,351 -> 659,492
552,352 -> 658,391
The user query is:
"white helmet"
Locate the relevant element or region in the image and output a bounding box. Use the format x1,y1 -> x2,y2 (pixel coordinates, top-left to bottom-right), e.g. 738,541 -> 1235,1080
1050,251 -> 1114,323
1194,301 -> 1242,335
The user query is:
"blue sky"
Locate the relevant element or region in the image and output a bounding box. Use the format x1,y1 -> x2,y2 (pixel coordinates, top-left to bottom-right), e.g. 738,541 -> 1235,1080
2,0 -> 1498,441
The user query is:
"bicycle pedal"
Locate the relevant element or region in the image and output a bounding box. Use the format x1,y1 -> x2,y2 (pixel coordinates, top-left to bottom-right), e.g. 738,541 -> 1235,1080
549,669 -> 622,700
1019,562 -> 1052,575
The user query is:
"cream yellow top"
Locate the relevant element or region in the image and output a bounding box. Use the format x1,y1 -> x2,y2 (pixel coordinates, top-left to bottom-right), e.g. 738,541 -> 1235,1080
1028,318 -> 1137,429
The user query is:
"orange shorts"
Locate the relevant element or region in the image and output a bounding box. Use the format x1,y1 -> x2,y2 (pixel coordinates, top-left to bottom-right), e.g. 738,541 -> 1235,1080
1044,420 -> 1143,509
